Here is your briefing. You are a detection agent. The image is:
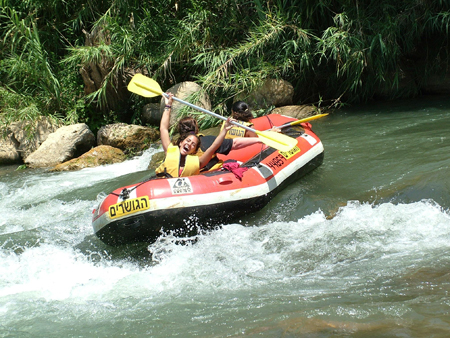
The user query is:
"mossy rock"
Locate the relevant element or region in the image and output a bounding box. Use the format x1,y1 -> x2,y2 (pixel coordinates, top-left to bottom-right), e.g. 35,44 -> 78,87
50,145 -> 126,172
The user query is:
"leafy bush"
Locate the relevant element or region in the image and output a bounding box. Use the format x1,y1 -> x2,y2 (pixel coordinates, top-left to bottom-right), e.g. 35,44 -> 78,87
1,0 -> 449,134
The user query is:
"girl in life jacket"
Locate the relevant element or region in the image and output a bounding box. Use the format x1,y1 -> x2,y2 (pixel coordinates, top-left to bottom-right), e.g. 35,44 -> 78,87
221,101 -> 257,139
178,115 -> 265,172
156,93 -> 234,177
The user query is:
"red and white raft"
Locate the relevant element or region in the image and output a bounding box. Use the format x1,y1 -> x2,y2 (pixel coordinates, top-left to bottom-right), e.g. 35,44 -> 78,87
92,114 -> 324,246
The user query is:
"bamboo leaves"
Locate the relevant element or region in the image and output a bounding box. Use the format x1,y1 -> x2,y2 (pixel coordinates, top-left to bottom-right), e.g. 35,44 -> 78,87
1,8 -> 61,105
2,0 -> 450,132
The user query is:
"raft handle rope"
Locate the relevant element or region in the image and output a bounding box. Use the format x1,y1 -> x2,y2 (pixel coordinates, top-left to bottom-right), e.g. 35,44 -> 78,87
264,114 -> 275,129
109,172 -> 173,200
119,188 -> 130,200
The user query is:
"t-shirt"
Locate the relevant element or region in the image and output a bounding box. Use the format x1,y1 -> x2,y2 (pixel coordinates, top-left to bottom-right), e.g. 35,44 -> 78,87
200,135 -> 233,154
199,135 -> 233,171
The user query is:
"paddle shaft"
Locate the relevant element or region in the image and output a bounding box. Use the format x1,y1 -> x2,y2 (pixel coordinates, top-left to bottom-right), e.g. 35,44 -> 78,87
130,76 -> 297,151
134,78 -> 259,133
164,93 -> 260,134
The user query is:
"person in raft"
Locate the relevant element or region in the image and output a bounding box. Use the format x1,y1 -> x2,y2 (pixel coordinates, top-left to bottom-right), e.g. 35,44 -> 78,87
155,92 -> 235,178
221,101 -> 257,138
177,115 -> 265,172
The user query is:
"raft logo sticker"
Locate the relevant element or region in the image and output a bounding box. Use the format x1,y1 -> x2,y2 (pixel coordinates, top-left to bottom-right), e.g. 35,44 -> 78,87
169,177 -> 193,195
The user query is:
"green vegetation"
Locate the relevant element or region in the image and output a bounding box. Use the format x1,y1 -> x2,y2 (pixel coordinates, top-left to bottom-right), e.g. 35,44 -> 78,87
1,0 -> 449,133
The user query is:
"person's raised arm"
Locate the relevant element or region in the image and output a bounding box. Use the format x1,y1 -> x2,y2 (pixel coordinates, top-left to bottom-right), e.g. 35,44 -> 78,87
244,130 -> 257,138
231,137 -> 262,150
160,93 -> 174,153
198,118 -> 233,169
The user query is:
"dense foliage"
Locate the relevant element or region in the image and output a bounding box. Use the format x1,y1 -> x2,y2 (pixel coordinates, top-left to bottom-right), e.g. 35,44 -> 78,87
1,0 -> 450,133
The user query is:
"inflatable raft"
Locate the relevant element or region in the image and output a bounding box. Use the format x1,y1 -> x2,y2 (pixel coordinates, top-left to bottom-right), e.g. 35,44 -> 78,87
92,114 -> 324,246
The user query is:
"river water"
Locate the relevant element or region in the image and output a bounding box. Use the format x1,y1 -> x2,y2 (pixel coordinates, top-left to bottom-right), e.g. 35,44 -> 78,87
1,96 -> 450,337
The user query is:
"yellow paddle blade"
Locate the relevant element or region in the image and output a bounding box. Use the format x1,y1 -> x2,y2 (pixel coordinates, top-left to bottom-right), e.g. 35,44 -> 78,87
127,74 -> 163,97
255,130 -> 298,152
289,113 -> 329,126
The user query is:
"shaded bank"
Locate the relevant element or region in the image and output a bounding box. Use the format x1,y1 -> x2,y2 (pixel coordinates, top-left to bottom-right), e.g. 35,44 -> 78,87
1,0 -> 450,138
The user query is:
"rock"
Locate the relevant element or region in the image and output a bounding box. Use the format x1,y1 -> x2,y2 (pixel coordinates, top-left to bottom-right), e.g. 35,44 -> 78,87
162,82 -> 211,127
50,145 -> 126,171
0,132 -> 22,164
271,105 -> 318,119
235,78 -> 294,110
8,116 -> 60,160
147,151 -> 165,171
24,123 -> 95,168
97,123 -> 159,151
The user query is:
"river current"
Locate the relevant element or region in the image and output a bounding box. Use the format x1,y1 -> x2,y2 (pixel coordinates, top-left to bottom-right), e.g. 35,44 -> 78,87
1,96 -> 450,337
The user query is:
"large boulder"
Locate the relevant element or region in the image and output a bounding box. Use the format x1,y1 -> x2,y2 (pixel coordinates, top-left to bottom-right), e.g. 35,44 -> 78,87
97,123 -> 159,151
25,123 -> 95,168
162,82 -> 212,128
0,132 -> 21,164
8,117 -> 60,160
50,145 -> 126,172
235,78 -> 294,110
271,105 -> 318,119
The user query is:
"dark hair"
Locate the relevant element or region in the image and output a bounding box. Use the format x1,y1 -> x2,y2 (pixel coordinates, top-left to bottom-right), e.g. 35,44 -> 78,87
178,116 -> 199,136
176,132 -> 201,152
231,101 -> 253,122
